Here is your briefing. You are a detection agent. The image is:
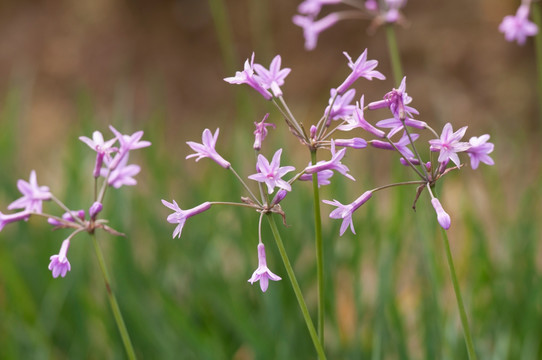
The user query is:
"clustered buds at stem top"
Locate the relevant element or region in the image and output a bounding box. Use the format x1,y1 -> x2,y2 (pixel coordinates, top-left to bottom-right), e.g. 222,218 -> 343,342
248,243 -> 282,292
186,128 -> 231,169
499,2 -> 538,45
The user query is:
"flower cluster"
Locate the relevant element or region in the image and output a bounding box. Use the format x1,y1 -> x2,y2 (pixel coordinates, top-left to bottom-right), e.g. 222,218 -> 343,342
1,126 -> 150,278
292,0 -> 408,50
499,0 -> 538,45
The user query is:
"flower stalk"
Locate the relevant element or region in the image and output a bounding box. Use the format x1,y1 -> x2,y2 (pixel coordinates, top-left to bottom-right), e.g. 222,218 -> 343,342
91,233 -> 137,360
385,24 -> 403,86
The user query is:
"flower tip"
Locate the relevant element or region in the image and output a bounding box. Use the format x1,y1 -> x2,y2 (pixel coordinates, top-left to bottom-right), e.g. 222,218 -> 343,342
431,198 -> 451,230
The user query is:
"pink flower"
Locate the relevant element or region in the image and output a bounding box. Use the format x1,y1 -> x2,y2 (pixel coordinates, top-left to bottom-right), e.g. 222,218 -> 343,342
79,130 -> 118,177
297,0 -> 341,17
466,135 -> 494,169
253,55 -> 291,97
248,149 -> 295,194
499,5 -> 538,45
186,128 -> 231,169
325,89 -> 357,123
336,49 -> 385,94
370,131 -> 420,160
292,13 -> 340,51
8,170 -> 51,214
323,191 -> 372,235
253,113 -> 276,151
299,162 -> 334,187
101,155 -> 141,189
304,141 -> 355,181
428,123 -> 470,167
431,198 -> 451,230
333,138 -> 367,149
224,53 -> 273,100
162,200 -> 212,239
337,96 -> 386,138
368,77 -> 419,122
248,243 -> 281,292
48,239 -> 72,278
0,210 -> 31,232
108,126 -> 151,170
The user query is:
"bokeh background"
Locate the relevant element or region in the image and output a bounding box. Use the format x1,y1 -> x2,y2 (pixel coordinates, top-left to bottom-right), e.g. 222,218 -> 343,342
0,0 -> 540,359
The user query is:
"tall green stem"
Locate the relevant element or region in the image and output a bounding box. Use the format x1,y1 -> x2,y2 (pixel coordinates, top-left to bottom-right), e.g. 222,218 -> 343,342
266,214 -> 327,360
385,24 -> 403,86
532,1 -> 542,122
91,234 -> 137,360
310,150 -> 325,349
440,228 -> 477,360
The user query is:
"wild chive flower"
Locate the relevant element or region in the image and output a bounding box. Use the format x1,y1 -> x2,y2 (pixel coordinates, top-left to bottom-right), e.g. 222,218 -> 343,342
224,53 -> 273,100
248,243 -> 282,292
48,239 -> 72,278
0,210 -> 31,231
292,13 -> 340,51
369,77 -> 419,122
162,200 -> 212,239
304,141 -> 355,181
325,89 -> 357,123
333,138 -> 367,149
79,131 -> 118,177
299,164 -> 334,186
297,0 -> 341,17
466,135 -> 495,169
248,149 -> 295,194
186,128 -> 231,169
323,191 -> 373,235
499,4 -> 538,45
102,156 -> 141,189
108,126 -> 151,170
253,55 -> 291,97
8,170 -> 51,214
337,97 -> 386,138
431,198 -> 451,230
253,113 -> 276,151
336,50 -> 386,94
428,123 -> 470,167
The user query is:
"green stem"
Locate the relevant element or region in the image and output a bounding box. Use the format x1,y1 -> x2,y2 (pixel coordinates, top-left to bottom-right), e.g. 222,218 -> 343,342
385,24 -> 403,87
91,234 -> 137,360
310,150 -> 325,350
532,1 -> 542,122
266,214 -> 327,360
440,228 -> 477,360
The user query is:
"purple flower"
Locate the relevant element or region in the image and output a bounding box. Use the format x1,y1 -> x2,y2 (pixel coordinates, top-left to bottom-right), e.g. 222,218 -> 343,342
323,191 -> 372,235
89,202 -> 103,220
333,138 -> 367,149
336,49 -> 386,94
8,170 -> 51,214
428,123 -> 470,167
48,239 -> 72,278
0,210 -> 31,232
499,5 -> 538,45
375,117 -> 426,138
102,156 -> 141,189
466,135 -> 494,169
162,200 -> 212,239
47,210 -> 86,227
297,0 -> 341,17
304,141 -> 355,181
299,162 -> 334,187
224,53 -> 273,100
248,149 -> 295,194
253,113 -> 276,151
337,96 -> 386,138
253,55 -> 291,97
248,243 -> 281,292
368,77 -> 419,121
292,13 -> 340,51
186,128 -> 231,169
431,198 -> 451,230
325,88 -> 357,124
370,131 -> 419,159
79,130 -> 118,177
108,126 -> 151,170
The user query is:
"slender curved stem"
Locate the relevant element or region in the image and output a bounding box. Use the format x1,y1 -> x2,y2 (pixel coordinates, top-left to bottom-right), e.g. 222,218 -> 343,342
440,228 -> 477,360
91,234 -> 137,360
310,150 -> 325,348
266,214 -> 327,360
385,24 -> 403,87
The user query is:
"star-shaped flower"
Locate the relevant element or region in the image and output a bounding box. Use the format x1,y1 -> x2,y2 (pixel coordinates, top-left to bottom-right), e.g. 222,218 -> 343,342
186,128 -> 231,169
248,149 -> 295,194
323,191 -> 372,235
304,141 -> 355,180
8,170 -> 51,214
466,134 -> 494,169
499,5 -> 538,45
336,49 -> 385,94
162,200 -> 212,239
248,243 -> 281,292
224,53 -> 273,100
254,55 -> 291,97
428,123 -> 470,167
